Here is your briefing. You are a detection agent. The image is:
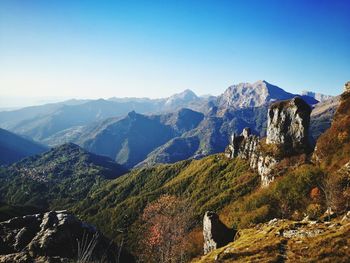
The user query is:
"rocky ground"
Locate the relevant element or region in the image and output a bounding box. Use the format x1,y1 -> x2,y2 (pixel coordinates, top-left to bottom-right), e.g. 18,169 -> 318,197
0,211 -> 125,263
195,212 -> 350,263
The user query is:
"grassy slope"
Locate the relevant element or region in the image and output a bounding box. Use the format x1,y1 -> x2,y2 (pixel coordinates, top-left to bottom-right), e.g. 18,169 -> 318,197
314,91 -> 350,171
72,155 -> 259,243
194,216 -> 350,263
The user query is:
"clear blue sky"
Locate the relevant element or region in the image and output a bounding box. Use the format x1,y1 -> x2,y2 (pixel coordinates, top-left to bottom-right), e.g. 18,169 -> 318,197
0,0 -> 349,102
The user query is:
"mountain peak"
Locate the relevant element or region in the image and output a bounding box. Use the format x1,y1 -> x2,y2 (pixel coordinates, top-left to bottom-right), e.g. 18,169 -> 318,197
164,89 -> 198,107
218,81 -> 294,109
170,89 -> 198,99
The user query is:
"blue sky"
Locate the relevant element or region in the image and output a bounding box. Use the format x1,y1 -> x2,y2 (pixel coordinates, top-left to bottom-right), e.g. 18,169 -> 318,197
0,0 -> 349,104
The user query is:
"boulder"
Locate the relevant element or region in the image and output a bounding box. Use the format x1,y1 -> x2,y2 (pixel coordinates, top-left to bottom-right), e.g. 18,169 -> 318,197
266,97 -> 311,153
0,211 -> 126,263
203,211 -> 235,255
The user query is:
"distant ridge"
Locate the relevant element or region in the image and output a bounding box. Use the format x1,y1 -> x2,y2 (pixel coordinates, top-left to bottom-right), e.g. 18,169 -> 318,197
0,128 -> 47,165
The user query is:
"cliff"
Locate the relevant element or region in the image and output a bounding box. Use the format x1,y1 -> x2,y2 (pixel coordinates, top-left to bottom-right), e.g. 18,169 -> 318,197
225,97 -> 312,187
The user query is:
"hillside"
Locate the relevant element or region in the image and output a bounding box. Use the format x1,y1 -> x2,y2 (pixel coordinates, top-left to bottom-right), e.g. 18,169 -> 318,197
0,143 -> 126,210
0,128 -> 47,165
314,82 -> 350,171
71,155 -> 259,252
195,215 -> 350,263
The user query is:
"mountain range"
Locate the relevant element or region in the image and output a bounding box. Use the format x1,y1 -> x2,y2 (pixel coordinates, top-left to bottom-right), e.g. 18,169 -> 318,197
0,80 -> 335,168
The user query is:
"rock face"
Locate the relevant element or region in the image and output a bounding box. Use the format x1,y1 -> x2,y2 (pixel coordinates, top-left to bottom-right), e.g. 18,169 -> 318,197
266,97 -> 311,153
0,211 -> 122,263
203,211 -> 235,255
226,97 -> 311,187
217,80 -> 310,110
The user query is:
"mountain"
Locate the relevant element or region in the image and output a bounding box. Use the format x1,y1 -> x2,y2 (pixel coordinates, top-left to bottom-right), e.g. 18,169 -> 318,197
216,80 -> 318,110
78,109 -> 204,168
164,89 -> 199,109
0,81 -> 334,169
310,96 -> 340,142
302,90 -> 333,102
0,143 -> 126,209
48,99 -> 331,169
0,128 -> 47,166
0,90 -> 205,143
0,81 -> 318,145
0,99 -> 88,129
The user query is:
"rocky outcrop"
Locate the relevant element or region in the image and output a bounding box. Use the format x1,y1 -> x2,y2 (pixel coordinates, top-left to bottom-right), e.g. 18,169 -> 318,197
197,215 -> 350,262
0,211 -> 124,263
203,211 -> 235,255
344,81 -> 350,93
226,97 -> 311,187
266,97 -> 311,154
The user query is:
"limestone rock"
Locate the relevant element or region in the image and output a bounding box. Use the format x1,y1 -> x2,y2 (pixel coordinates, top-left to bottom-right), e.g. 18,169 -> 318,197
344,81 -> 350,93
225,97 -> 312,187
203,211 -> 235,255
0,211 -> 121,263
258,155 -> 278,187
266,97 -> 311,153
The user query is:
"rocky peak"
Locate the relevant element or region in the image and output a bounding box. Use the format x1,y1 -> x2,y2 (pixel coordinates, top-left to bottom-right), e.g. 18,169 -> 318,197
203,211 -> 235,255
218,80 -> 296,109
266,97 -> 311,154
165,89 -> 198,106
226,97 -> 312,187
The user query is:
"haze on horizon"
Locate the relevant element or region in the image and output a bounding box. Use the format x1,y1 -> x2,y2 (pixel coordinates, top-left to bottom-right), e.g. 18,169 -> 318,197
0,0 -> 349,107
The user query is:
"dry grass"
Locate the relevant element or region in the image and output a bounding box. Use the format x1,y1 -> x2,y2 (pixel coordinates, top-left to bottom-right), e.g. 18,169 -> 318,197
193,215 -> 350,263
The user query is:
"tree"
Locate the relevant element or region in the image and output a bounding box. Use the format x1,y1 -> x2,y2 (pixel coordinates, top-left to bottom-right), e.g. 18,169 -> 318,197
138,195 -> 193,263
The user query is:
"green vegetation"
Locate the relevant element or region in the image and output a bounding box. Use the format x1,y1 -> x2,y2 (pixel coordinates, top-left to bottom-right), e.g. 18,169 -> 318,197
0,143 -> 126,210
220,165 -> 325,228
72,154 -> 259,253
